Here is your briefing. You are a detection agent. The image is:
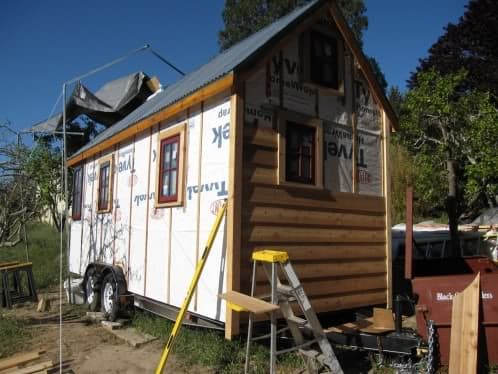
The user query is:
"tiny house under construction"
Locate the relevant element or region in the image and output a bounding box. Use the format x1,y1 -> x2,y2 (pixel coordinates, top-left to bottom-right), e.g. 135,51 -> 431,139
68,0 -> 397,338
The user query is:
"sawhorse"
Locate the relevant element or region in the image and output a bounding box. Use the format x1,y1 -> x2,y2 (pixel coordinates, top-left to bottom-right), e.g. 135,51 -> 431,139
0,262 -> 38,308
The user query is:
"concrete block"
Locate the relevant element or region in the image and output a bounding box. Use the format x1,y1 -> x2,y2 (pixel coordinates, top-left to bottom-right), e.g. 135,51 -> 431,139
108,327 -> 158,348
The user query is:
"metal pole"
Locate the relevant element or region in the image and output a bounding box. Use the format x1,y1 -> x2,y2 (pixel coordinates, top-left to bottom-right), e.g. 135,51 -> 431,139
405,187 -> 414,280
18,132 -> 29,261
58,82 -> 66,374
62,83 -> 72,305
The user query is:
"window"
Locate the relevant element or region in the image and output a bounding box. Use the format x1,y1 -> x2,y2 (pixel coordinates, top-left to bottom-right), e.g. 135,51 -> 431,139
155,123 -> 186,208
301,29 -> 343,92
278,111 -> 323,188
72,165 -> 84,220
286,123 -> 315,184
158,135 -> 180,203
97,156 -> 113,212
310,31 -> 339,89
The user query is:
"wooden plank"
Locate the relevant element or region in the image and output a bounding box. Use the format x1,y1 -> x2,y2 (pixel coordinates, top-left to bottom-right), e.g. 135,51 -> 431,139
243,145 -> 277,168
0,262 -> 32,271
67,74 -> 234,167
247,244 -> 387,261
225,80 -> 244,339
255,273 -> 386,298
244,259 -> 386,282
4,360 -> 53,374
0,261 -> 20,268
245,184 -> 385,214
243,166 -> 277,185
448,274 -> 480,374
382,110 -> 393,308
245,205 -> 385,228
245,225 -> 385,244
0,351 -> 43,372
220,291 -> 279,314
243,126 -> 278,149
251,290 -> 387,321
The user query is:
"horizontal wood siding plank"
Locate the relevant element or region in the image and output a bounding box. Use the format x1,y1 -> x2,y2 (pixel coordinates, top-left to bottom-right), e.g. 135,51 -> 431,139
246,244 -> 386,261
307,290 -> 387,314
243,126 -> 278,149
250,290 -> 387,321
283,259 -> 386,279
244,145 -> 278,168
245,205 -> 385,229
245,225 -> 385,244
256,273 -> 386,298
243,167 -> 277,185
245,185 -> 385,214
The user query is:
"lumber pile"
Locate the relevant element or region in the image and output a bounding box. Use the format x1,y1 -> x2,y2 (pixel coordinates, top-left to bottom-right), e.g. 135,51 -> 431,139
0,350 -> 72,374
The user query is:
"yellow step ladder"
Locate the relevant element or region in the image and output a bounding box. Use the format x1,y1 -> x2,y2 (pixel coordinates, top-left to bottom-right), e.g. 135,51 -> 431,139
222,249 -> 343,374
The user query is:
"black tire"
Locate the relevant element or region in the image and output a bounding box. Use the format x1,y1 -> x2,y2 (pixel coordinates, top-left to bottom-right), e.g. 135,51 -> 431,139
101,273 -> 119,321
84,268 -> 100,312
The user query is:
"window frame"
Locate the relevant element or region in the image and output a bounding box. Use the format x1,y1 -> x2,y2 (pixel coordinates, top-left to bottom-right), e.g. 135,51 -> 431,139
155,123 -> 187,208
301,28 -> 344,95
278,111 -> 323,189
71,164 -> 84,221
97,155 -> 114,213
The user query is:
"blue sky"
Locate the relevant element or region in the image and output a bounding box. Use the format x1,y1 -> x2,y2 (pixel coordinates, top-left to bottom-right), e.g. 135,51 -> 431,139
0,0 -> 469,136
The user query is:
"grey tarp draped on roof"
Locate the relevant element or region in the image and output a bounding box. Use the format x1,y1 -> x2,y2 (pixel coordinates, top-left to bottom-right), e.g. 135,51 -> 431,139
30,72 -> 155,133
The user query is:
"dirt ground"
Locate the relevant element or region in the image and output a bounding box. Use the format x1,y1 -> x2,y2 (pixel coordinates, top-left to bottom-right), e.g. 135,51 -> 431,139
2,292 -> 209,373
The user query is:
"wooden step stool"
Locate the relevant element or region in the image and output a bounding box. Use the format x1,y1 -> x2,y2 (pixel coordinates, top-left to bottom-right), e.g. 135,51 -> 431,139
0,262 -> 38,308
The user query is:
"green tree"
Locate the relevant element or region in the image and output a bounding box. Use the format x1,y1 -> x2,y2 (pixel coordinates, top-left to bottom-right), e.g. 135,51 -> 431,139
387,86 -> 404,117
400,69 -> 498,255
219,0 -> 368,51
368,56 -> 387,93
408,0 -> 498,100
24,142 -> 64,231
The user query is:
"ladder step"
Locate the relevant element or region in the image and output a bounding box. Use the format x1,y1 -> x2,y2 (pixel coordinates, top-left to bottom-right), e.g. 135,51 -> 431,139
287,315 -> 308,327
277,284 -> 294,295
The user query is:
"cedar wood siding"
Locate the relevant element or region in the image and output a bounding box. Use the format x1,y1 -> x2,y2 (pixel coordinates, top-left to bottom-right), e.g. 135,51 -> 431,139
240,126 -> 387,314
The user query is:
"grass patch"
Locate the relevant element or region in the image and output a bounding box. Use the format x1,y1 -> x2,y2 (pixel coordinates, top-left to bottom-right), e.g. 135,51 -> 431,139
132,311 -> 304,373
0,316 -> 31,358
0,223 -> 63,289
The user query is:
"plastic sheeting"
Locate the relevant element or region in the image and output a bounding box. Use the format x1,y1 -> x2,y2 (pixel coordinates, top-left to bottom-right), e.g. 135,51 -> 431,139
30,72 -> 155,133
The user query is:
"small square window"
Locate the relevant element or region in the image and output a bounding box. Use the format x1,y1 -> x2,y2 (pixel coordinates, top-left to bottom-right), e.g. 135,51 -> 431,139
72,165 -> 84,220
97,156 -> 113,213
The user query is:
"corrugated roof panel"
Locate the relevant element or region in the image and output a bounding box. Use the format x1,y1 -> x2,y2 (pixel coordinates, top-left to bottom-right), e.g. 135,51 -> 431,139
72,0 -> 322,157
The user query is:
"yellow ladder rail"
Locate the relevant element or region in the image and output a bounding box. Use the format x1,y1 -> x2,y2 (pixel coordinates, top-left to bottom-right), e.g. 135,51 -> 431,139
155,200 -> 227,374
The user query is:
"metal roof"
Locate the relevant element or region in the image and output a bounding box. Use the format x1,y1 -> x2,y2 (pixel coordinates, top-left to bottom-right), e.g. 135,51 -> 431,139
71,0 -> 323,158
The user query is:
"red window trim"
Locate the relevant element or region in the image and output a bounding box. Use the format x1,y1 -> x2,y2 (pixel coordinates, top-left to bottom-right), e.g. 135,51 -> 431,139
158,135 -> 180,204
285,122 -> 316,185
72,165 -> 84,220
98,161 -> 111,211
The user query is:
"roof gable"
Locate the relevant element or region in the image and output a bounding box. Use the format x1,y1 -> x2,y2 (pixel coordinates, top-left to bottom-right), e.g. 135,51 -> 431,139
69,0 -> 396,164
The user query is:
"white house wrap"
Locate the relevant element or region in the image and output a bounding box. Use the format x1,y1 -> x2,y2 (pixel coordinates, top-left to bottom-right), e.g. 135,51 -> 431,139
68,0 -> 398,337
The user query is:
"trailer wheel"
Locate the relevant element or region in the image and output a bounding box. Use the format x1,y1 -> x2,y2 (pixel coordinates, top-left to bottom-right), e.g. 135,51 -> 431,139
101,273 -> 119,321
85,269 -> 100,312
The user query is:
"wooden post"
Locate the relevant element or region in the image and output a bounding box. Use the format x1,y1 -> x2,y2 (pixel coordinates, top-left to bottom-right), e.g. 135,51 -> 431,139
382,111 -> 392,308
226,78 -> 244,339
